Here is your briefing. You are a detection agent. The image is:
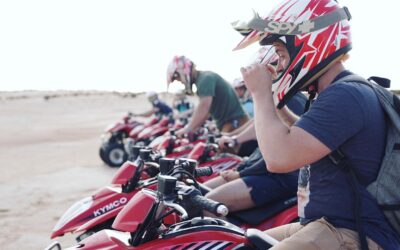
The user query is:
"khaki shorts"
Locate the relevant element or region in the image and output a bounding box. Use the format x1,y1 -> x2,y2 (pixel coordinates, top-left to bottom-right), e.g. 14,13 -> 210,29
265,218 -> 382,250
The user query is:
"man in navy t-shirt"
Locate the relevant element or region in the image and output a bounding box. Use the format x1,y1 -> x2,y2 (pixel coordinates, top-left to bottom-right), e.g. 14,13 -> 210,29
294,70 -> 398,249
235,0 -> 400,249
132,91 -> 172,118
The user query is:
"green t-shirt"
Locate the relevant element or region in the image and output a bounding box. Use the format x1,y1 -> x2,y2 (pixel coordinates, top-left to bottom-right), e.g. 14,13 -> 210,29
195,71 -> 246,129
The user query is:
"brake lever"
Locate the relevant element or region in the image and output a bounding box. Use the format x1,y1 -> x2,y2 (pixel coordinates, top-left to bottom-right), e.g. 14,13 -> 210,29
163,200 -> 188,220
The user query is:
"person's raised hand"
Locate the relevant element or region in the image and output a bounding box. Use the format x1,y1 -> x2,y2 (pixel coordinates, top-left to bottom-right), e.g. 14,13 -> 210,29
240,63 -> 273,97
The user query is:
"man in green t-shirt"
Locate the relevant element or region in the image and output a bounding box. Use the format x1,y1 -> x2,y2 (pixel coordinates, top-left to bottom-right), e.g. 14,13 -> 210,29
167,55 -> 248,136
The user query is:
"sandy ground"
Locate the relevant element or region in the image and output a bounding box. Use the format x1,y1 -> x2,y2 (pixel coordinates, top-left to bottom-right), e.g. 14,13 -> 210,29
0,91 -> 176,250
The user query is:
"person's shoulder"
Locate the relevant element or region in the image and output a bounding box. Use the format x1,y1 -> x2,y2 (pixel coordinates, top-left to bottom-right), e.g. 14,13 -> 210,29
201,70 -> 218,76
331,73 -> 371,91
318,83 -> 358,104
156,99 -> 169,106
318,79 -> 375,114
197,71 -> 220,88
326,79 -> 373,98
199,71 -> 220,80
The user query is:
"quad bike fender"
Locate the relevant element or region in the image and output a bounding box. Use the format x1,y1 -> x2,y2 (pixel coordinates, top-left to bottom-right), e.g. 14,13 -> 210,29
187,142 -> 207,160
150,126 -> 168,137
74,189 -> 138,233
75,206 -> 124,233
139,229 -> 247,250
136,127 -> 152,139
105,122 -> 124,133
113,190 -> 157,232
50,187 -> 133,238
111,161 -> 137,185
129,124 -> 145,139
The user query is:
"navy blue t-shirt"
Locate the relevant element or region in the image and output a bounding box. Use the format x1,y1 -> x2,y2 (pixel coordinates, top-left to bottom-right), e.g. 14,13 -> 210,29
295,71 -> 400,249
152,100 -> 172,115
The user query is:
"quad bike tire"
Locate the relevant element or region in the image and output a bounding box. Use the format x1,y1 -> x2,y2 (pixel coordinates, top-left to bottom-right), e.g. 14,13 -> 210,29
100,141 -> 128,167
99,147 -> 107,162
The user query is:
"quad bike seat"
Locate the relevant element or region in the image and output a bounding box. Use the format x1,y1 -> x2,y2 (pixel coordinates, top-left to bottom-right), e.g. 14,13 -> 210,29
229,196 -> 297,225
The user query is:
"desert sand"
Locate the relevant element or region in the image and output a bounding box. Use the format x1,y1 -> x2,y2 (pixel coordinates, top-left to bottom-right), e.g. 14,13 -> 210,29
0,91 -> 177,249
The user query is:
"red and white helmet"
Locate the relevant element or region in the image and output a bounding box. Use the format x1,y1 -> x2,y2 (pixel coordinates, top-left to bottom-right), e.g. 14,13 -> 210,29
167,56 -> 195,94
233,0 -> 352,108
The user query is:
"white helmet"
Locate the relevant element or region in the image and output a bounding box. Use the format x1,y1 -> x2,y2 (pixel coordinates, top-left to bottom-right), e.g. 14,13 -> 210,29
146,91 -> 158,102
232,77 -> 245,89
167,56 -> 195,94
232,77 -> 252,102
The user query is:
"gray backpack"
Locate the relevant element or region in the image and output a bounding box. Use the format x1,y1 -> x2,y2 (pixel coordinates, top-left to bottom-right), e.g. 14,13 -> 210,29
331,75 -> 400,239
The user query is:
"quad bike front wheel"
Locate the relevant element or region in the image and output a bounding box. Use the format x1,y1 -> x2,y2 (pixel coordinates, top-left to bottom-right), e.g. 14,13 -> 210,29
100,142 -> 127,167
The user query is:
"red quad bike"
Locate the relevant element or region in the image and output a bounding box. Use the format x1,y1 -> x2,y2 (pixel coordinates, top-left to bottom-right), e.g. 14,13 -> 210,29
51,149 -> 161,242
48,174 -> 281,250
119,133 -> 241,185
128,115 -> 184,148
49,144 -> 232,244
131,127 -> 208,162
99,114 -> 158,167
49,153 -> 297,248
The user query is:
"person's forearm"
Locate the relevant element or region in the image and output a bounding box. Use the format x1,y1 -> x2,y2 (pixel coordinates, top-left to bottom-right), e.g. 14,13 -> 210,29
185,106 -> 208,132
252,91 -> 295,172
224,119 -> 253,137
137,109 -> 155,117
180,109 -> 194,117
235,120 -> 256,143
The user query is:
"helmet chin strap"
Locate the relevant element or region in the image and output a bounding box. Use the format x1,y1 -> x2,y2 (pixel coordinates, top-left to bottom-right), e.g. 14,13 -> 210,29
304,81 -> 319,112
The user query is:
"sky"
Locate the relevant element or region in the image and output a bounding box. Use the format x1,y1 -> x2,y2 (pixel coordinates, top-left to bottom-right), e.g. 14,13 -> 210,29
1,0 -> 399,92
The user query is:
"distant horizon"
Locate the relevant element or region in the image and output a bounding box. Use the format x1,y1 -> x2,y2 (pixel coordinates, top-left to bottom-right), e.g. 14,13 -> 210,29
2,88 -> 400,94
